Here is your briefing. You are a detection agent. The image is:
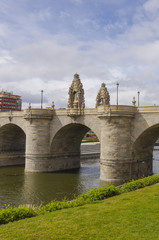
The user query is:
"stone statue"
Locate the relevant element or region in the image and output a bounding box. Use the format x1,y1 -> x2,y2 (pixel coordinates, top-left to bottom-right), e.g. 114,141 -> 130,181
26,103 -> 32,123
96,83 -> 110,108
68,73 -> 85,110
132,97 -> 136,106
52,101 -> 55,110
28,103 -> 31,110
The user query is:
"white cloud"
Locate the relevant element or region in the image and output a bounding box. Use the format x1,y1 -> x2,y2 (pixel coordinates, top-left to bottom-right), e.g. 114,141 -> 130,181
0,0 -> 159,109
76,18 -> 100,30
143,0 -> 159,13
0,32 -> 159,108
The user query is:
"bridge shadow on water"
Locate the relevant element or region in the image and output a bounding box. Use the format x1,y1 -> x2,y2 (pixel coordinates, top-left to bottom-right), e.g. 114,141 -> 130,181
0,157 -> 101,208
0,150 -> 159,209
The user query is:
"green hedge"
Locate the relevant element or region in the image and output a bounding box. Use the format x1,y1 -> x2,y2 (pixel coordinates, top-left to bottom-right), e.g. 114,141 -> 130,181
42,185 -> 119,213
1,174 -> 159,225
77,184 -> 119,202
119,174 -> 159,193
120,174 -> 159,193
0,205 -> 37,225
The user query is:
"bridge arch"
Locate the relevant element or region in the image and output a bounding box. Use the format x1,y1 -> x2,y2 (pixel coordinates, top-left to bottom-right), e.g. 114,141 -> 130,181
132,123 -> 159,177
0,123 -> 26,167
51,123 -> 94,155
50,123 -> 100,171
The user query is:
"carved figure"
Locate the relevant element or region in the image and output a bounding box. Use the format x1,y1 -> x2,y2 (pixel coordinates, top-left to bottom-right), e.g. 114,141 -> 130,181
68,73 -> 85,110
26,103 -> 32,123
132,97 -> 136,106
28,103 -> 31,110
96,83 -> 110,107
52,101 -> 55,110
9,110 -> 13,122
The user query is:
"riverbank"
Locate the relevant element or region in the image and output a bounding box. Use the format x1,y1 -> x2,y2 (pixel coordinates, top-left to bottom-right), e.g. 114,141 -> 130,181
0,182 -> 159,239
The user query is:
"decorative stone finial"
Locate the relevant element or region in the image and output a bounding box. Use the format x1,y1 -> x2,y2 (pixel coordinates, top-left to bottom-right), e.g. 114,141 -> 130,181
96,83 -> 110,108
67,73 -> 85,116
132,97 -> 136,106
52,101 -> 55,110
28,103 -> 31,110
9,110 -> 13,122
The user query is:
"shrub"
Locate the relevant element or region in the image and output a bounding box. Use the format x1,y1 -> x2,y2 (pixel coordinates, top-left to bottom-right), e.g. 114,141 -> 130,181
77,185 -> 120,202
42,185 -> 120,213
0,205 -> 37,225
42,200 -> 72,213
119,174 -> 159,193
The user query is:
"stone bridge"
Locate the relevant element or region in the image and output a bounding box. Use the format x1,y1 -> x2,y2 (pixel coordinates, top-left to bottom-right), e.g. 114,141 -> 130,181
0,74 -> 159,183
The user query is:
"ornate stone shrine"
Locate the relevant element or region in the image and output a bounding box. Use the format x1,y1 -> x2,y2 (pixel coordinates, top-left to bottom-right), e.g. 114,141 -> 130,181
96,83 -> 110,108
67,73 -> 85,116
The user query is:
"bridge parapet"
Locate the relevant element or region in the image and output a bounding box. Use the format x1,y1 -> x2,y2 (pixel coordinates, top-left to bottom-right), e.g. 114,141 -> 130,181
0,110 -> 24,117
23,108 -> 53,120
97,105 -> 135,118
135,106 -> 159,113
54,108 -> 98,116
54,105 -> 135,117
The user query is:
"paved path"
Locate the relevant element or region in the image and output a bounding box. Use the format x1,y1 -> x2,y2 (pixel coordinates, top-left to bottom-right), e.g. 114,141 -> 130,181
80,142 -> 100,158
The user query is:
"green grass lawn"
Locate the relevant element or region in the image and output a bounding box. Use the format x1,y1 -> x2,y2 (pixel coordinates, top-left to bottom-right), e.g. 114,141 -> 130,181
82,136 -> 99,142
1,184 -> 159,240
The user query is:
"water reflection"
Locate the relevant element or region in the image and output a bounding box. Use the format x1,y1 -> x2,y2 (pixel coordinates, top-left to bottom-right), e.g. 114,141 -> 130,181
0,167 -> 25,207
0,158 -> 100,208
0,150 -> 159,209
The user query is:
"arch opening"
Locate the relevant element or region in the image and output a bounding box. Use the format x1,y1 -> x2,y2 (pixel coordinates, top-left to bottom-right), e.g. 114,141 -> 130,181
153,137 -> 159,174
132,124 -> 159,178
50,123 -> 100,172
0,123 -> 26,167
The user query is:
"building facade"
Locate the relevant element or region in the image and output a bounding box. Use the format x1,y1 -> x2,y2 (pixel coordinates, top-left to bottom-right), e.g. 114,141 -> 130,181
0,91 -> 22,112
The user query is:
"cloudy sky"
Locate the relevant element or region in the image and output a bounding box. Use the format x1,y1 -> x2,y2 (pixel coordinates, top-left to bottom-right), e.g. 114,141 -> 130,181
0,0 -> 159,108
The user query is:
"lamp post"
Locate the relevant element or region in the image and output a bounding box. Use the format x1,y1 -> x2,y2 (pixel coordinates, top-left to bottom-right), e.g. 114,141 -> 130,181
41,90 -> 43,109
137,91 -> 140,107
116,82 -> 119,107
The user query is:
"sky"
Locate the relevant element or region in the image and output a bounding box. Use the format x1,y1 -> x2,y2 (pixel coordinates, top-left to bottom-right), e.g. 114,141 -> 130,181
0,0 -> 159,109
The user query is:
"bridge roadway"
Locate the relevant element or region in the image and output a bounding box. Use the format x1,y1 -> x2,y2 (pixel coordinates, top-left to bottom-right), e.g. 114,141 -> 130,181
0,105 -> 159,183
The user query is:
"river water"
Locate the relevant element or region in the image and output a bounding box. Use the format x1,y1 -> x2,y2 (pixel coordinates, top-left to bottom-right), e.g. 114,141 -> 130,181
0,149 -> 159,209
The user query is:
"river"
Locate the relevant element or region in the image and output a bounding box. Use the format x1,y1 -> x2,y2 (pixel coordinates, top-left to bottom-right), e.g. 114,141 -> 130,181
0,145 -> 159,209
